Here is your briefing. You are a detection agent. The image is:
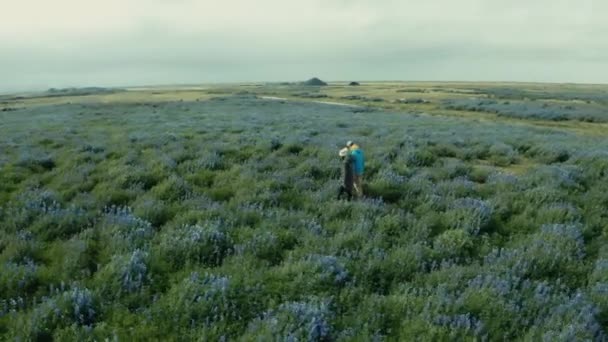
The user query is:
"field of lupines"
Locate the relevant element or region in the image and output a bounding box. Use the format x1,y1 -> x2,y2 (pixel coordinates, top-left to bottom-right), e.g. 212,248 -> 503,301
1,84 -> 608,340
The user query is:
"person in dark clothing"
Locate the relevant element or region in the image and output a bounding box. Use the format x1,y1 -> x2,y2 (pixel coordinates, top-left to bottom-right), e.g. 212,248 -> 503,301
337,147 -> 354,201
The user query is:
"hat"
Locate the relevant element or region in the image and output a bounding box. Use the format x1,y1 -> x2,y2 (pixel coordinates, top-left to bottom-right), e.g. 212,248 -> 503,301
339,147 -> 349,157
346,140 -> 354,147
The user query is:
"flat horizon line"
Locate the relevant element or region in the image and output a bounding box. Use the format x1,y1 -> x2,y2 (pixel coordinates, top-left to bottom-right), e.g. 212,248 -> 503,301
3,79 -> 608,96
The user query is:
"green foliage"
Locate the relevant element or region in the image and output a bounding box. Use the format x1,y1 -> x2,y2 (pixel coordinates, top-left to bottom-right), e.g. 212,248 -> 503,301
155,222 -> 232,268
1,91 -> 607,340
407,148 -> 437,167
8,287 -> 98,340
149,272 -> 265,338
433,229 -> 474,259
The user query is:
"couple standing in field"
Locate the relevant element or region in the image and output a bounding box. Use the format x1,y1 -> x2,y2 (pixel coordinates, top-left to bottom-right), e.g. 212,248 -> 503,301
338,141 -> 365,201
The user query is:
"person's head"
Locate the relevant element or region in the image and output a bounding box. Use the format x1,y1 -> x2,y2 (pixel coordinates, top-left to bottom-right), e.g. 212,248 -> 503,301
339,147 -> 349,159
347,141 -> 360,151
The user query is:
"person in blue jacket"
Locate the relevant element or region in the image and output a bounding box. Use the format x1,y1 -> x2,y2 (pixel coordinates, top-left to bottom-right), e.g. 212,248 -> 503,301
347,141 -> 364,198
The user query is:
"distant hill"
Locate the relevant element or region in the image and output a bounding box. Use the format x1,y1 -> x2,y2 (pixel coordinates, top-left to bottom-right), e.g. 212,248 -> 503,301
302,77 -> 328,86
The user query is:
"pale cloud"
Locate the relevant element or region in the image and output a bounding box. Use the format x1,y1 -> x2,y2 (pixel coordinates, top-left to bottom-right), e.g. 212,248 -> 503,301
1,0 -> 607,92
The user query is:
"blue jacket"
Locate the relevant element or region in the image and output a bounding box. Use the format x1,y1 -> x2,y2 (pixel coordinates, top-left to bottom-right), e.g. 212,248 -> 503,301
350,146 -> 364,175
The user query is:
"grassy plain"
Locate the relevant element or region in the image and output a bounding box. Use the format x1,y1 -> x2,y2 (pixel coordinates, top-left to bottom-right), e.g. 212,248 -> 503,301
1,81 -> 608,340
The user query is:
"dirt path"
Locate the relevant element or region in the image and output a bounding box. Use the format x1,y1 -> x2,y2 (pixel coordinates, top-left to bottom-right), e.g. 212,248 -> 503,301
260,96 -> 362,108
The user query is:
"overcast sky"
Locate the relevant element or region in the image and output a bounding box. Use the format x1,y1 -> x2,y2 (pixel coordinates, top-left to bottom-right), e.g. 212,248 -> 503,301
2,0 -> 607,92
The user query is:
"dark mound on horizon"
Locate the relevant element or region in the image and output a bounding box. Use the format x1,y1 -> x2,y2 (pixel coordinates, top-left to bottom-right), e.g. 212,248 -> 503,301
302,77 -> 328,86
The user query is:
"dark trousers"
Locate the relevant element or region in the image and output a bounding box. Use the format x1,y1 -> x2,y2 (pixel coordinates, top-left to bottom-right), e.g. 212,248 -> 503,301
337,185 -> 353,201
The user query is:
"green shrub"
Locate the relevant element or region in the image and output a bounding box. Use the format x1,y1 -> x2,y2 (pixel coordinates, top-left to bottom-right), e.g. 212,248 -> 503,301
9,287 -> 98,341
16,154 -> 56,172
153,272 -> 262,338
234,230 -> 283,265
29,205 -> 93,241
433,229 -> 474,259
155,222 -> 232,268
94,249 -> 150,300
150,175 -> 191,201
132,196 -> 174,227
0,259 -> 40,299
488,143 -> 517,166
244,298 -> 333,341
207,186 -> 234,202
407,148 -> 437,167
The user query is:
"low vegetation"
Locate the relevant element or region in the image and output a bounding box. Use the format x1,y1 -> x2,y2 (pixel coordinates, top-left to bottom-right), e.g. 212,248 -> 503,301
1,83 -> 607,340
